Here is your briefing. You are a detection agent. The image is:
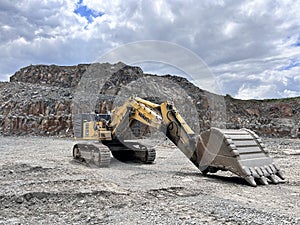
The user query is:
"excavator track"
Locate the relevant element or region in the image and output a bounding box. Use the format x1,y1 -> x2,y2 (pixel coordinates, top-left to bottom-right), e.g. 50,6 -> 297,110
134,148 -> 156,163
73,142 -> 111,167
197,128 -> 285,186
104,140 -> 156,163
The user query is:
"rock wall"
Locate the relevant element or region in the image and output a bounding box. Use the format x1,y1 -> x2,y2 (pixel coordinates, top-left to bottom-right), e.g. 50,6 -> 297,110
0,82 -> 73,136
9,64 -> 88,88
1,63 -> 300,138
1,62 -> 147,136
225,96 -> 300,138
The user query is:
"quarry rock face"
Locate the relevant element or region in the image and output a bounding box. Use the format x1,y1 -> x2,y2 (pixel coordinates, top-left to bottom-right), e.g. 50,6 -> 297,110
225,96 -> 300,138
0,82 -> 73,136
1,63 -> 299,138
9,64 -> 88,88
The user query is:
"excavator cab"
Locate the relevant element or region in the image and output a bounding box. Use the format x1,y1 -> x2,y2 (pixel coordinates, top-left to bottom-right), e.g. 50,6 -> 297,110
94,112 -> 111,123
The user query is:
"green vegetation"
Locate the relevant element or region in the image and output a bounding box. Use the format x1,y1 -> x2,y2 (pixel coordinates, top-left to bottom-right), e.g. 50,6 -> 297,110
224,94 -> 300,103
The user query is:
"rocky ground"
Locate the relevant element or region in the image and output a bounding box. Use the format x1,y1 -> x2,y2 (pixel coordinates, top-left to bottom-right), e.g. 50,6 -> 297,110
0,136 -> 299,225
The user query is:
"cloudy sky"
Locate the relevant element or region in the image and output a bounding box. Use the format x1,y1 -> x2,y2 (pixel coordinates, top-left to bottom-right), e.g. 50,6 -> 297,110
0,0 -> 300,99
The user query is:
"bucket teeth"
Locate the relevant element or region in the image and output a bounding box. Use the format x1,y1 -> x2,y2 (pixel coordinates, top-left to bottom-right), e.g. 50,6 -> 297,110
269,164 -> 277,173
258,176 -> 269,185
269,175 -> 279,184
255,167 -> 264,177
265,166 -> 273,175
196,128 -> 285,186
249,167 -> 260,179
261,167 -> 269,177
245,176 -> 257,187
276,170 -> 284,180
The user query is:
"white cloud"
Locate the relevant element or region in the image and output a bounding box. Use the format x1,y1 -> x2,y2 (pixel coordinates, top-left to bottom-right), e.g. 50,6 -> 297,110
283,89 -> 300,98
218,61 -> 300,99
0,0 -> 299,100
236,84 -> 275,100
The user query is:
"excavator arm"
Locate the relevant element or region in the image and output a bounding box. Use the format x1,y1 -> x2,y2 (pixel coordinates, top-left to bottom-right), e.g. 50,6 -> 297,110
110,97 -> 163,137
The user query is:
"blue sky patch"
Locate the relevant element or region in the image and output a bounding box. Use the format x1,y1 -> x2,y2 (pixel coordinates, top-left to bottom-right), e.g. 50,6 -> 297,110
292,36 -> 300,47
279,58 -> 300,71
292,41 -> 300,47
74,1 -> 104,24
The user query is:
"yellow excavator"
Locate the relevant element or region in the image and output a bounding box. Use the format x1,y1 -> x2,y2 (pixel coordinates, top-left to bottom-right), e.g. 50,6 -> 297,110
72,97 -> 284,187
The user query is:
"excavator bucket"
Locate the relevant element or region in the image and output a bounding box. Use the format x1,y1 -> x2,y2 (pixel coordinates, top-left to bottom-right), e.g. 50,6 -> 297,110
196,128 -> 285,186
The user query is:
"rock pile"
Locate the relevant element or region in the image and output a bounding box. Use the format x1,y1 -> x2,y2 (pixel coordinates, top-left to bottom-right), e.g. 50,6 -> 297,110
1,63 -> 299,138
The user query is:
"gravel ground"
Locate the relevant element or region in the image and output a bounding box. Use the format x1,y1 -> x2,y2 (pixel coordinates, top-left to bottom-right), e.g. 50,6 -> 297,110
0,136 -> 299,225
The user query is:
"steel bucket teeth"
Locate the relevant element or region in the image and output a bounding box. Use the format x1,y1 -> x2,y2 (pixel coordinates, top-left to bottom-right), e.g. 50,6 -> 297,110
276,171 -> 284,180
196,128 -> 285,186
258,176 -> 269,185
245,176 -> 257,187
269,175 -> 279,184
